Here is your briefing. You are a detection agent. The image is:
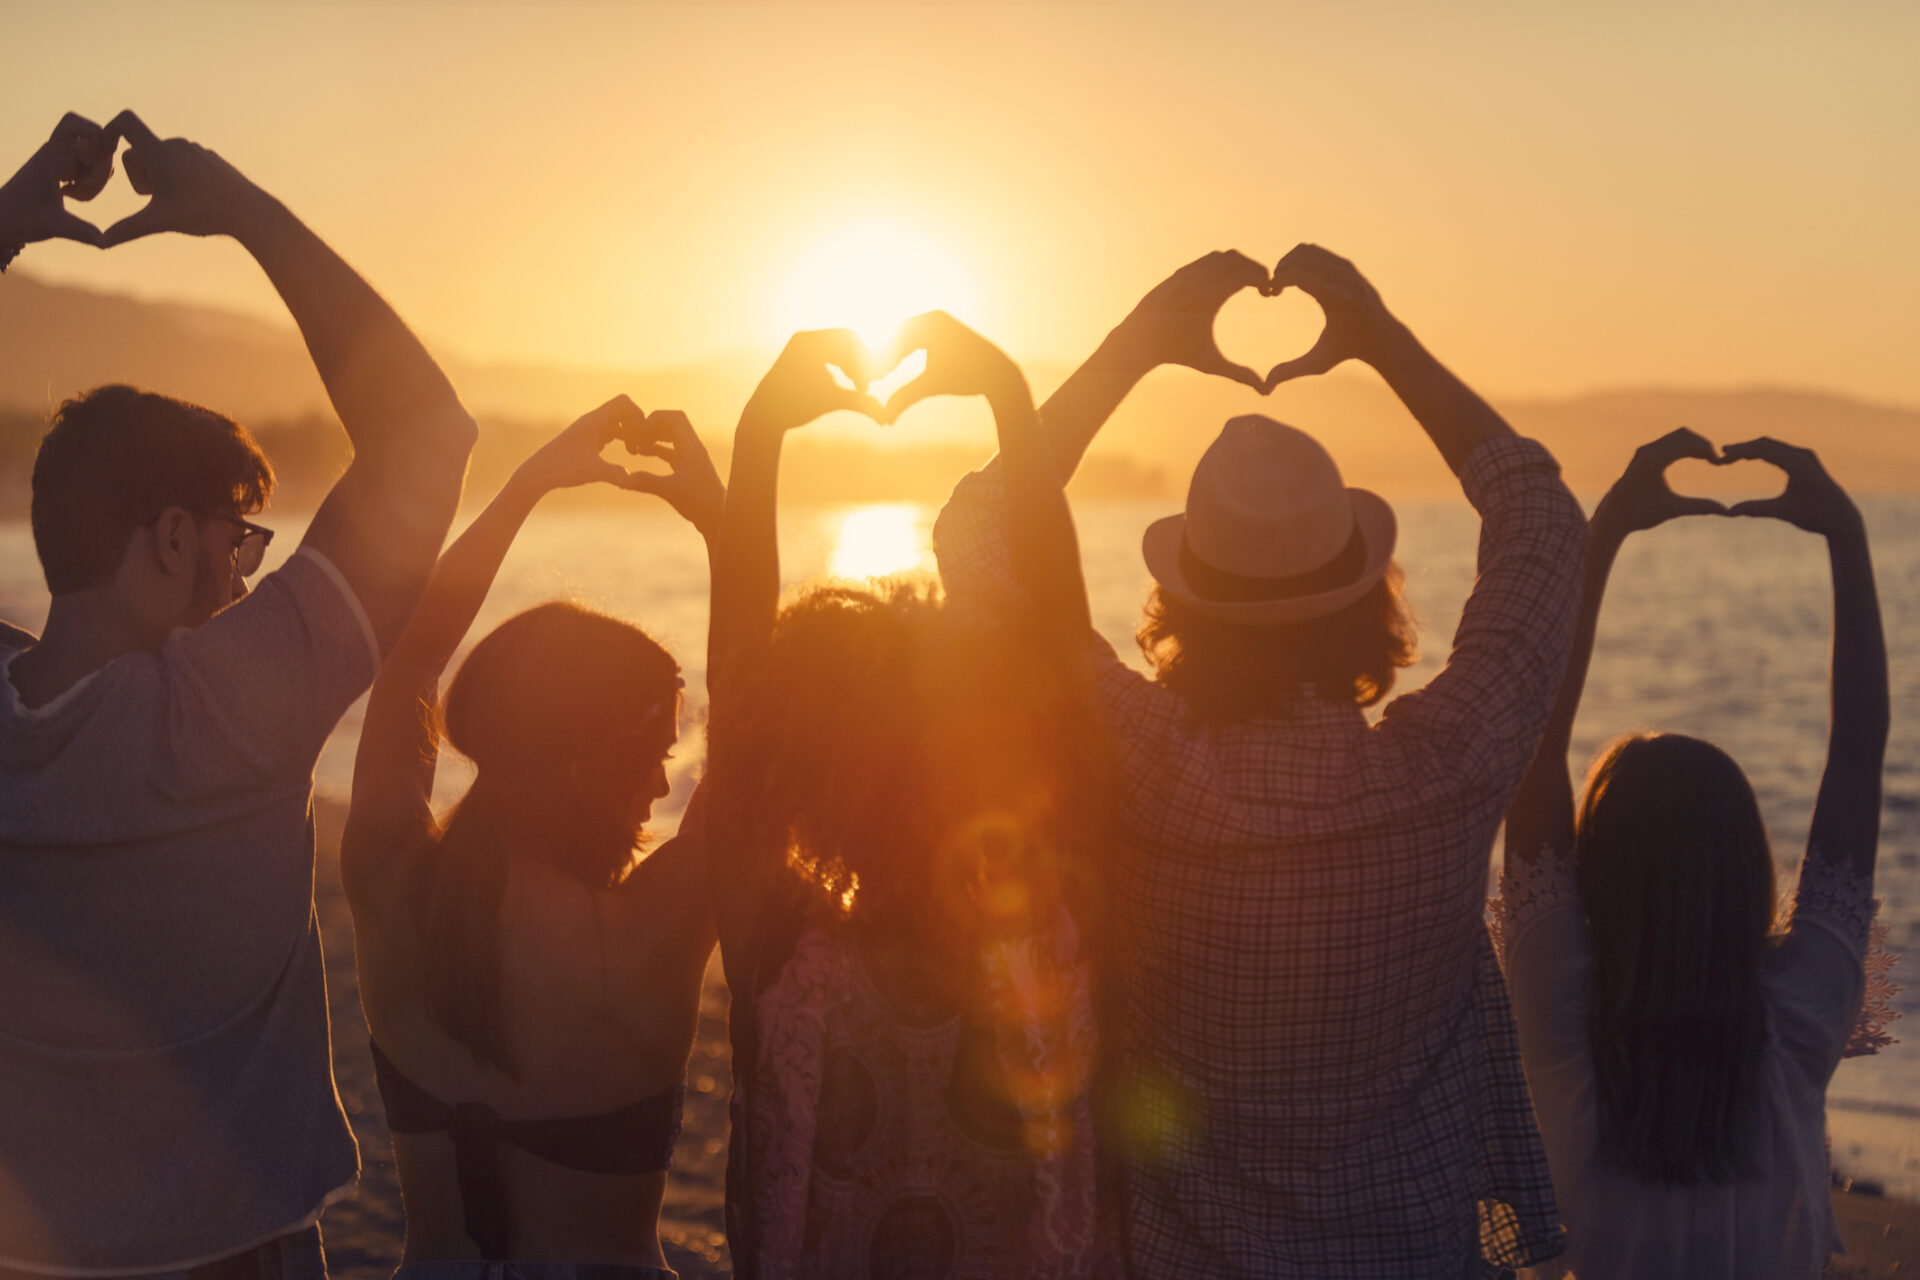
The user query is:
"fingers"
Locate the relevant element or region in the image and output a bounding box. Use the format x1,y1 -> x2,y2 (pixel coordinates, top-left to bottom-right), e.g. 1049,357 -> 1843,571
1636,426 -> 1720,467
1201,355 -> 1267,393
107,110 -> 162,153
576,393 -> 645,446
57,120 -> 116,202
885,310 -> 959,366
1720,436 -> 1812,472
45,210 -> 104,247
1175,249 -> 1268,302
879,374 -> 943,424
1261,340 -> 1342,392
788,327 -> 875,388
1727,497 -> 1788,520
98,203 -> 170,248
123,145 -> 152,197
1667,496 -> 1730,518
1263,243 -> 1347,297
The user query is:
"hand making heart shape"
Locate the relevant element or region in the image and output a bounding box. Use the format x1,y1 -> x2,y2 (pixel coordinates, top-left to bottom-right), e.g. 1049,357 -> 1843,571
1593,427 -> 1859,542
742,312 -> 1029,439
0,110 -> 273,263
1592,427 -> 1731,537
1104,244 -> 1397,397
0,114 -> 120,254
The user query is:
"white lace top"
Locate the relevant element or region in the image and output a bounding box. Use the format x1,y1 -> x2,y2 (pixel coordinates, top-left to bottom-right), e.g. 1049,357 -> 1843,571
1490,846 -> 1899,1280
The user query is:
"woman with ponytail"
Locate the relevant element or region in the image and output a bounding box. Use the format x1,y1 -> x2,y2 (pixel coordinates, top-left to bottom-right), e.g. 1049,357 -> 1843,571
1495,429 -> 1897,1278
340,397 -> 725,1273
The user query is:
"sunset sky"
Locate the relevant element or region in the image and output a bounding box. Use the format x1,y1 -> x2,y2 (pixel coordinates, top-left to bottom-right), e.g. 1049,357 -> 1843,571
6,2 -> 1916,404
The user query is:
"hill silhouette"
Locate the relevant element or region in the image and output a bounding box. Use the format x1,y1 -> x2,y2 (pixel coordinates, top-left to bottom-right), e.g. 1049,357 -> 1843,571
4,272 -> 1916,512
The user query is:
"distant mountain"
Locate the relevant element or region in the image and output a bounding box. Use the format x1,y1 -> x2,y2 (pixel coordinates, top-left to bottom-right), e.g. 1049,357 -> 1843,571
4,272 -> 1916,511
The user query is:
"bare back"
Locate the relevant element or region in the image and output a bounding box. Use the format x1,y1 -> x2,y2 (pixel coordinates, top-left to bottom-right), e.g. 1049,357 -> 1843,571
348,826 -> 714,1263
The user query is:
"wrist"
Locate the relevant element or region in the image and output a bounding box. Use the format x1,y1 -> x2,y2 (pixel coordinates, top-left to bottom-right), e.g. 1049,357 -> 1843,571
1363,314 -> 1420,375
1090,323 -> 1161,381
501,463 -> 555,506
1822,505 -> 1867,547
227,188 -> 297,253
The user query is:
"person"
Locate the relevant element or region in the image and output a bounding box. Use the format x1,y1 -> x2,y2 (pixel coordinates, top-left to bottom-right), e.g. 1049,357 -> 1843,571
1494,430 -> 1897,1278
706,316 -> 1116,1279
934,246 -> 1589,1277
0,112 -> 477,1275
339,398 -> 723,1272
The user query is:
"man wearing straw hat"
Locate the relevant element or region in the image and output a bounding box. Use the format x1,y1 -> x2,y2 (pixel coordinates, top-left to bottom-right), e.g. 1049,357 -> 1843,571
935,245 -> 1586,1278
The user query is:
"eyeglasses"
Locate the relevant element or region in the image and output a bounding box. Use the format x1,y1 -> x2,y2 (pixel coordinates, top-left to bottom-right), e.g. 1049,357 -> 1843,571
199,513 -> 276,577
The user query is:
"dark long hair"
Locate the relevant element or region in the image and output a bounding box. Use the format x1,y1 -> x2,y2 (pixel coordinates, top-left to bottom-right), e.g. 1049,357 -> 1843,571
1135,565 -> 1418,724
1575,732 -> 1777,1184
410,601 -> 681,1078
709,579 -> 1113,992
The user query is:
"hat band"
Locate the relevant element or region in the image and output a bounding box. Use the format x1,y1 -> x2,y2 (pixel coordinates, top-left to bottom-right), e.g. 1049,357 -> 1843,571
1177,526 -> 1368,604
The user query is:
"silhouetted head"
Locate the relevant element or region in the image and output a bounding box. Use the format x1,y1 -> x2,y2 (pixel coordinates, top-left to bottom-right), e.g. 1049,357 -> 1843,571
415,601 -> 682,1076
1136,415 -> 1415,722
31,385 -> 275,629
1137,568 -> 1418,722
1575,731 -> 1777,1184
712,579 -> 1111,982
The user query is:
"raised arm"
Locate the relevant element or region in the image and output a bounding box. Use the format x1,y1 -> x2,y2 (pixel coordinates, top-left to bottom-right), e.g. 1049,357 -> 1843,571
1724,438 -> 1887,883
709,329 -> 883,682
1264,243 -> 1510,475
1505,429 -> 1726,865
341,398 -> 720,904
883,312 -> 1089,630
1039,250 -> 1270,482
101,111 -> 478,652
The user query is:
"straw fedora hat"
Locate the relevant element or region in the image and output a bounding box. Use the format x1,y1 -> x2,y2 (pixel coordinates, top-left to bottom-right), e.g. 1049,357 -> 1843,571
1141,415 -> 1397,625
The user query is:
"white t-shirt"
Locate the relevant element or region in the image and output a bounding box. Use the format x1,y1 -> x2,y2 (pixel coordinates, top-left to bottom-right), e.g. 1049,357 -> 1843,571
0,548 -> 380,1274
1492,842 -> 1885,1280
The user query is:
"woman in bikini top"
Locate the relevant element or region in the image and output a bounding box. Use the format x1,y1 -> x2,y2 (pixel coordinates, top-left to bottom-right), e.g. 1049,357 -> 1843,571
341,399 -> 724,1273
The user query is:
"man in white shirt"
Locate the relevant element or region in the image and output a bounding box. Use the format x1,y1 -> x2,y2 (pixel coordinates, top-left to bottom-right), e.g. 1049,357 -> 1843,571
0,111 -> 476,1277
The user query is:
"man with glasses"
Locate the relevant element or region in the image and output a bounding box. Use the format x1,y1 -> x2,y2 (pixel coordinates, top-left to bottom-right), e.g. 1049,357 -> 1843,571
0,113 -> 476,1277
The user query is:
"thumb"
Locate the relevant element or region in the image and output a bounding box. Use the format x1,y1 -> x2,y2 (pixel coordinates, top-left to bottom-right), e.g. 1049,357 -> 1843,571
99,203 -> 170,249
1727,498 -> 1784,519
45,210 -> 104,247
1200,353 -> 1267,394
879,377 -> 939,425
1669,497 -> 1729,518
1262,348 -> 1340,393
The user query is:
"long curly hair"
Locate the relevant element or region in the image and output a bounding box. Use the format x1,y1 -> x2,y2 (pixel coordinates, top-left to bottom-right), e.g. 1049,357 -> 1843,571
1575,732 -> 1777,1184
409,601 -> 682,1078
709,579 -> 1113,991
1136,565 -> 1419,724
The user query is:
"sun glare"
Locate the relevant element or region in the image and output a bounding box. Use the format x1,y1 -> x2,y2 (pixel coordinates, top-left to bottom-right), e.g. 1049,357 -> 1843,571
829,503 -> 930,579
777,219 -> 981,350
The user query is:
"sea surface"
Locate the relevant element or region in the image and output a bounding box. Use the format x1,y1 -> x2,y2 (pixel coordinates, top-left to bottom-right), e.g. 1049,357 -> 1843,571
3,493 -> 1916,1197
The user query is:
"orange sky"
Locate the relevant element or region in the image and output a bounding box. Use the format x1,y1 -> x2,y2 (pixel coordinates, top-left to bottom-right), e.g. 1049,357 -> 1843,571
6,3 -> 1917,403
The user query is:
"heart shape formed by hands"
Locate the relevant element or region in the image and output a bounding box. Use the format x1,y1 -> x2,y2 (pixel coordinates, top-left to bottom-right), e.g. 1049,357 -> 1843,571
1664,456 -> 1786,507
1215,284 -> 1328,391
4,113 -> 120,250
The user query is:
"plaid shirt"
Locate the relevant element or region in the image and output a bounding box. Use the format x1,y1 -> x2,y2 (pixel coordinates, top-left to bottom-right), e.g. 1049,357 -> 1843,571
933,437 -> 1585,1279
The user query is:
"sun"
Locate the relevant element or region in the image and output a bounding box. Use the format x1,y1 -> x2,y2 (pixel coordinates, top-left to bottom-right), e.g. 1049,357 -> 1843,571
775,218 -> 982,351
829,503 -> 931,579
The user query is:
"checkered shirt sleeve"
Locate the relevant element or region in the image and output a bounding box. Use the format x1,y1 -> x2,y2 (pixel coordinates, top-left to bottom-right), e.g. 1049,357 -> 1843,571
936,437 -> 1587,1278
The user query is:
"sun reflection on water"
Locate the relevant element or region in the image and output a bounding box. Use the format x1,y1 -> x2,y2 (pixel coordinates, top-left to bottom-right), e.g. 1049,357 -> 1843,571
829,503 -> 930,579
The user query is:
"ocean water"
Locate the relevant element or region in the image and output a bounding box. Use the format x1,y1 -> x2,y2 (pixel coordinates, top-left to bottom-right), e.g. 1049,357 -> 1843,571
2,493 -> 1916,1194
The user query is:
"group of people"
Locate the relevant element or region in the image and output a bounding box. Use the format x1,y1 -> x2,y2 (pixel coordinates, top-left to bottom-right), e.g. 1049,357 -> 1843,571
0,111 -> 1896,1280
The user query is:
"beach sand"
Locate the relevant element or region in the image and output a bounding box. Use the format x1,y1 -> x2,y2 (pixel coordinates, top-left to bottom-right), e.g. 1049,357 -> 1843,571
308,800 -> 1917,1278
